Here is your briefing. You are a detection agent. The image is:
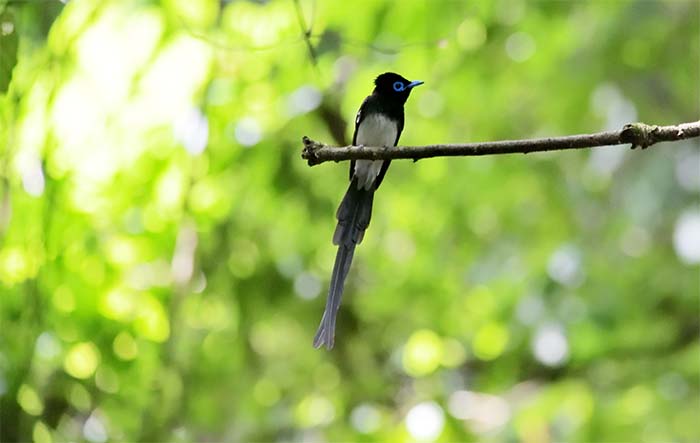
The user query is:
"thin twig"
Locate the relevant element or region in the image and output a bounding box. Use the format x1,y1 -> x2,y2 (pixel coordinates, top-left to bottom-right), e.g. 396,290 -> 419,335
292,0 -> 319,68
301,121 -> 700,166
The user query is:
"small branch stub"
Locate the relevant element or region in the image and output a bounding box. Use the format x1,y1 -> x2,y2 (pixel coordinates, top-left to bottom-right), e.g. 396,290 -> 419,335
301,121 -> 700,166
620,122 -> 658,149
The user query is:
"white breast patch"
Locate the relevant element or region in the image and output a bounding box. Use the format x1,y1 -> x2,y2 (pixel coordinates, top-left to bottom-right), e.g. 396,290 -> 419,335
353,114 -> 397,190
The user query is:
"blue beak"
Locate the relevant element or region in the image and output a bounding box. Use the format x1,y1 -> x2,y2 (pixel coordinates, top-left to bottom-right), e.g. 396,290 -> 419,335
408,80 -> 424,89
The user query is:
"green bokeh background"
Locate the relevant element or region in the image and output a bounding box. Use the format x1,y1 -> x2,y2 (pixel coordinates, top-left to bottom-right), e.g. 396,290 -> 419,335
1,0 -> 698,442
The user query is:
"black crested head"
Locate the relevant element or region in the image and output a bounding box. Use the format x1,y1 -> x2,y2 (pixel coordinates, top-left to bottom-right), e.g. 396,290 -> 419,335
373,72 -> 424,105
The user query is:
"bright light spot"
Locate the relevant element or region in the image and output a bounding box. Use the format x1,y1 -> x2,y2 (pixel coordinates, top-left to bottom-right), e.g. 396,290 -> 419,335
235,117 -> 262,147
17,384 -> 43,415
174,107 -> 209,155
447,390 -> 511,433
402,329 -> 444,376
170,0 -> 217,27
139,36 -> 212,123
127,260 -> 172,290
51,77 -> 110,182
295,394 -> 336,427
675,147 -> 700,192
287,85 -> 322,116
547,244 -> 582,286
99,288 -> 136,321
36,332 -> 61,360
20,155 -> 45,197
448,390 -> 478,420
294,272 -> 321,299
590,83 -> 638,130
0,246 -> 33,285
417,90 -> 444,118
441,338 -> 467,367
587,146 -> 626,176
171,224 -> 197,284
456,18 -> 487,50
113,331 -> 138,360
505,32 -> 535,62
515,294 -> 545,325
351,404 -> 382,434
1,21 -> 14,35
222,0 -> 294,47
134,294 -> 170,342
385,230 -> 416,263
206,78 -> 235,105
77,9 -> 163,110
33,421 -> 52,443
64,342 -> 100,379
189,177 -> 228,217
333,56 -> 358,84
619,226 -> 651,257
155,166 -> 186,215
472,322 -> 509,361
673,209 -> 700,264
192,271 -> 207,293
105,236 -> 139,267
83,411 -> 108,443
405,401 -> 445,441
183,296 -> 238,332
532,323 -> 569,367
276,254 -> 302,278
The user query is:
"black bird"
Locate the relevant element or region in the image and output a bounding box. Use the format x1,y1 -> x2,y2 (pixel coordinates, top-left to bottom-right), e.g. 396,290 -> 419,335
313,72 -> 423,349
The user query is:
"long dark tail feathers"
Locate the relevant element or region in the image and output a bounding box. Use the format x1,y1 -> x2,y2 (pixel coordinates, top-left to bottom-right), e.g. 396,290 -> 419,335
313,244 -> 355,349
333,181 -> 374,246
314,181 -> 374,349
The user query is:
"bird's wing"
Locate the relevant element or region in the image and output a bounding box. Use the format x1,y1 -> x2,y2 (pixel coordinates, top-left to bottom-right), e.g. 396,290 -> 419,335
373,110 -> 403,190
349,96 -> 370,180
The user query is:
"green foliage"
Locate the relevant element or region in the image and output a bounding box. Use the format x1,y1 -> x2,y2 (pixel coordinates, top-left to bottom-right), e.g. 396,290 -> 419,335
0,8 -> 17,93
0,0 -> 698,442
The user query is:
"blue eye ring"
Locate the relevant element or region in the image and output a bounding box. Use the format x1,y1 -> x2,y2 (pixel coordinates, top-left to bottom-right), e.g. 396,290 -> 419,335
392,81 -> 405,92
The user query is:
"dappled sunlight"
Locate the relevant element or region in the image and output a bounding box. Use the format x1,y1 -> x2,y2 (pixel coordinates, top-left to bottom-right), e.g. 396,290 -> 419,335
673,209 -> 700,264
448,390 -> 511,433
402,329 -> 444,377
1,0 -> 698,442
63,342 -> 101,380
405,401 -> 445,441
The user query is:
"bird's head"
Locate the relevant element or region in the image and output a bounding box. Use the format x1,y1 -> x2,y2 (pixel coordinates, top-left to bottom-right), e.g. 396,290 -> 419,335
373,72 -> 424,104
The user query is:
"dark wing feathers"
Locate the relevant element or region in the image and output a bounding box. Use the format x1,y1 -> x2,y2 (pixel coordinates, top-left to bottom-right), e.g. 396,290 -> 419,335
373,111 -> 403,189
349,96 -> 369,180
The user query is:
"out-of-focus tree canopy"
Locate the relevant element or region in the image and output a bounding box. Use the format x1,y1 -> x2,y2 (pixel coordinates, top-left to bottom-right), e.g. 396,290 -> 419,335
1,0 -> 698,442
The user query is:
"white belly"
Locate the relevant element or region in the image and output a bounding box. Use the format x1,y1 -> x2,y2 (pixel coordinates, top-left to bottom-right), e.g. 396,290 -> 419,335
354,114 -> 397,190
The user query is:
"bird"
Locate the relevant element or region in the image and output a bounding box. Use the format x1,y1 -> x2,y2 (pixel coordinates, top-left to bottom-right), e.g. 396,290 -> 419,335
313,72 -> 424,349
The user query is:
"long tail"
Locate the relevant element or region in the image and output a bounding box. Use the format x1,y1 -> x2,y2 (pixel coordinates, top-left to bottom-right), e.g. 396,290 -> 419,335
313,180 -> 374,349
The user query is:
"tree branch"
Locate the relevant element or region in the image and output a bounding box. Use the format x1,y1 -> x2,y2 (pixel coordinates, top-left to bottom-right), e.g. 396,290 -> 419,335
292,0 -> 318,69
301,121 -> 700,166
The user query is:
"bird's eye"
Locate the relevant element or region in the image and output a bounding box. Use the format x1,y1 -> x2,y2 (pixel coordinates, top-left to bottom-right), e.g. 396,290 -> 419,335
392,81 -> 405,92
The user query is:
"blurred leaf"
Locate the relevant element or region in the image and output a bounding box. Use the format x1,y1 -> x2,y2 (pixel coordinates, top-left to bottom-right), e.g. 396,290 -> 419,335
0,9 -> 17,93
